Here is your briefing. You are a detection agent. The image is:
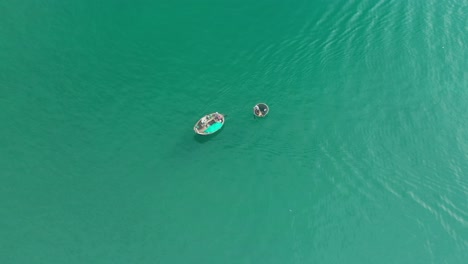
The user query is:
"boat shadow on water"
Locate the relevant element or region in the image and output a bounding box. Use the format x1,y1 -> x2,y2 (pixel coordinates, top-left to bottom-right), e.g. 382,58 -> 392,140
193,125 -> 224,144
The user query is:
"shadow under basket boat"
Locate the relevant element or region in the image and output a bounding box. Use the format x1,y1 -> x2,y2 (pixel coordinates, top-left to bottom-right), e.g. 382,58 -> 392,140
253,103 -> 269,117
193,112 -> 225,135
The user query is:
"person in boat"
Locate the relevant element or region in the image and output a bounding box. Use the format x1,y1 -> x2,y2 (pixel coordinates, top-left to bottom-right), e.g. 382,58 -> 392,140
254,105 -> 263,116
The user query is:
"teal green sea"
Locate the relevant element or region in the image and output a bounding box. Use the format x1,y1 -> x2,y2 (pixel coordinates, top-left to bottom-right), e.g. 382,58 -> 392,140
1,0 -> 467,263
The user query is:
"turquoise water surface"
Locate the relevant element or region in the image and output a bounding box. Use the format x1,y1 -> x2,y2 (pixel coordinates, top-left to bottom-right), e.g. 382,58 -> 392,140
1,0 -> 467,263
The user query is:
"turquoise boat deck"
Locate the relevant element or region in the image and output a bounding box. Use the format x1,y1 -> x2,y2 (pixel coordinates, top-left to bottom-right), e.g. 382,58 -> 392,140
204,122 -> 223,133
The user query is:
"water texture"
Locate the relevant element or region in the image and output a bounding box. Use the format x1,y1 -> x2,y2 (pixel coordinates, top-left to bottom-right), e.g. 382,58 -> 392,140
1,0 -> 467,263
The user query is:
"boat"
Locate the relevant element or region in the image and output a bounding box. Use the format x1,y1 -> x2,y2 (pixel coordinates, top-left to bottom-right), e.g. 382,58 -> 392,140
193,112 -> 225,135
253,103 -> 269,117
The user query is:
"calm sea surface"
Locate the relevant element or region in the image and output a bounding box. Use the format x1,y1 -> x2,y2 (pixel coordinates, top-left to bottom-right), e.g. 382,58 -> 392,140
1,0 -> 467,263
